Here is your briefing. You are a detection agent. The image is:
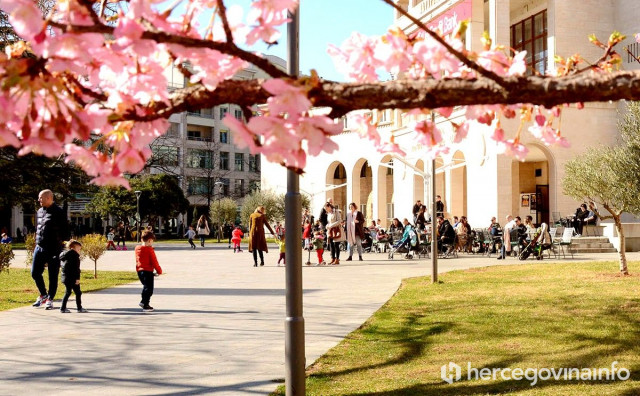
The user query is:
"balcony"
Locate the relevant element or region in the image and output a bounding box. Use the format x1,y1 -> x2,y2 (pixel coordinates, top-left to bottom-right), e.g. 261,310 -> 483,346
396,0 -> 458,31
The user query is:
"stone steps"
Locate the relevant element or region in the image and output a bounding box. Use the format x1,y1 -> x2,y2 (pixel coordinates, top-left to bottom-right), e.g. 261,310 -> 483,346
560,236 -> 617,254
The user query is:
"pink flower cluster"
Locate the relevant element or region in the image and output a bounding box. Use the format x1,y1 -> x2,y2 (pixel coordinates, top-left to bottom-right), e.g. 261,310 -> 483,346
223,79 -> 342,169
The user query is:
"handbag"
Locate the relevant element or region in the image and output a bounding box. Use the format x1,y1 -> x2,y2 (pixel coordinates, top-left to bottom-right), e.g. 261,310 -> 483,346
198,226 -> 209,236
329,226 -> 341,239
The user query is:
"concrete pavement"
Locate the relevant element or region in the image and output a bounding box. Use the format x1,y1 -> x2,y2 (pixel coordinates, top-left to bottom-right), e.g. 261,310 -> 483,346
1,243 -> 636,395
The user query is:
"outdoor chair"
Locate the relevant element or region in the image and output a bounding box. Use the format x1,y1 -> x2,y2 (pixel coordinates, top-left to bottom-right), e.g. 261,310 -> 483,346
548,227 -> 558,258
559,227 -> 575,259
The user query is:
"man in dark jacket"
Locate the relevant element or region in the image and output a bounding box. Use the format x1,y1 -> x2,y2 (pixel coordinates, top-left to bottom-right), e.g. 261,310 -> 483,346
59,240 -> 87,313
437,216 -> 456,255
32,189 -> 70,310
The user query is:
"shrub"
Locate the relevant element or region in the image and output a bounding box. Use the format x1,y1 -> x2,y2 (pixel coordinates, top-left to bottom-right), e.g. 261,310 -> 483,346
79,234 -> 107,279
0,244 -> 14,273
24,233 -> 36,268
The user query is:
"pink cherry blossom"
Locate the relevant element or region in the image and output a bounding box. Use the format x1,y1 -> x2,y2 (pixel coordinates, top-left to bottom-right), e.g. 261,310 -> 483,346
3,0 -> 45,43
263,79 -> 312,116
499,139 -> 529,161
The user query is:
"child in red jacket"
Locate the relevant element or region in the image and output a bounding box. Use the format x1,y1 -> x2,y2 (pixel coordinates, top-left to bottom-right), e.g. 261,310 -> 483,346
135,230 -> 163,312
231,226 -> 244,253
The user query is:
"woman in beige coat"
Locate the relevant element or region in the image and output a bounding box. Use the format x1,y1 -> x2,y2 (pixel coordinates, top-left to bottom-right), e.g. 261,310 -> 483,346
325,203 -> 345,265
248,206 -> 275,267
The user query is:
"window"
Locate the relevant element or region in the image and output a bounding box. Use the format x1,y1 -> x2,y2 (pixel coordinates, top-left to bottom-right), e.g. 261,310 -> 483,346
151,146 -> 179,167
186,149 -> 212,169
221,178 -> 230,195
219,107 -> 228,119
220,151 -> 229,170
234,109 -> 243,121
387,203 -> 394,221
386,159 -> 394,176
379,110 -> 388,123
220,129 -> 229,144
187,177 -> 209,195
249,155 -> 260,172
187,130 -> 202,141
234,179 -> 245,197
249,180 -> 260,192
235,153 -> 244,171
360,204 -> 367,218
511,10 -> 547,75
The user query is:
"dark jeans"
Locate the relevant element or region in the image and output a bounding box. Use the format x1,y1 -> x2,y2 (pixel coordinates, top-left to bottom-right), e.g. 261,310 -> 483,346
188,238 -> 196,248
31,245 -> 61,299
330,241 -> 341,259
117,237 -> 126,247
137,270 -> 155,305
61,282 -> 82,310
253,250 -> 264,265
199,235 -> 206,246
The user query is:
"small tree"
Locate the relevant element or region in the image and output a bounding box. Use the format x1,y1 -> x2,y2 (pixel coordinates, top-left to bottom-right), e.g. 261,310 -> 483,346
240,190 -> 283,227
0,243 -> 14,273
563,103 -> 640,275
79,234 -> 108,279
24,233 -> 35,268
210,197 -> 239,242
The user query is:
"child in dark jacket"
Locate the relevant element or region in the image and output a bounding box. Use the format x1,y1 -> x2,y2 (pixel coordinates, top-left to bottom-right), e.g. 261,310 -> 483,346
59,240 -> 87,313
135,230 -> 163,312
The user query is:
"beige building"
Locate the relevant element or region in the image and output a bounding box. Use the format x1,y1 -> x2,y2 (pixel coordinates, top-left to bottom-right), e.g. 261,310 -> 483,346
261,0 -> 640,235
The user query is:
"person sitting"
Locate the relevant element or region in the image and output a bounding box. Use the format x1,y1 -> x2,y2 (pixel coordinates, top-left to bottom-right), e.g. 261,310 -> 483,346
437,216 -> 456,256
0,233 -> 12,244
572,203 -> 594,236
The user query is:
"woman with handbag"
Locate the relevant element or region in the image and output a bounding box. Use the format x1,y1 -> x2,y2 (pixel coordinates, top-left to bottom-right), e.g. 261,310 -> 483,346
325,203 -> 345,265
196,215 -> 210,247
248,206 -> 275,267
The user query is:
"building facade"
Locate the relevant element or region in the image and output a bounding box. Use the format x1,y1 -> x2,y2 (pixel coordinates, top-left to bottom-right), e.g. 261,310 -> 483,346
261,0 -> 640,232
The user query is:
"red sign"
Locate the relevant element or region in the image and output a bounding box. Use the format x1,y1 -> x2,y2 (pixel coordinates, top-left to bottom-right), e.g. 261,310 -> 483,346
426,0 -> 473,36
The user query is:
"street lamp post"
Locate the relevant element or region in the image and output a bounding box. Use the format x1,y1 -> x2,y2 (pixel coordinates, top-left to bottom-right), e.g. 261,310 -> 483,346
135,190 -> 142,242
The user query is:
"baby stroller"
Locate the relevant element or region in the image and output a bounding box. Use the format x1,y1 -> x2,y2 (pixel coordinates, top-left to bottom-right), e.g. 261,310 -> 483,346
518,223 -> 552,260
361,227 -> 374,253
374,229 -> 392,253
388,226 -> 418,259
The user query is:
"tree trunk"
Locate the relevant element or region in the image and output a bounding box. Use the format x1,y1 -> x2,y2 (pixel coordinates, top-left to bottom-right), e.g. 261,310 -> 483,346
94,259 -> 98,279
613,214 -> 629,275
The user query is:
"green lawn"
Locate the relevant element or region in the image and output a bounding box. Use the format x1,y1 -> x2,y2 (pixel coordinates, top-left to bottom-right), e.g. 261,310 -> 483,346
274,262 -> 640,395
0,269 -> 138,311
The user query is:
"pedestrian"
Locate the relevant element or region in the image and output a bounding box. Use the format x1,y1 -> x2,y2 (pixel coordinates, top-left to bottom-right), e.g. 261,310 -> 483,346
116,221 -> 128,251
196,215 -> 210,247
498,215 -> 517,260
436,195 -> 445,218
302,219 -> 312,250
225,222 -> 233,248
106,228 -> 116,250
231,226 -> 244,252
325,202 -> 345,265
312,231 -> 326,265
276,237 -> 286,266
135,230 -> 163,312
319,198 -> 333,256
345,202 -> 365,261
275,222 -> 285,240
59,240 -> 88,313
184,225 -> 196,249
248,206 -> 275,267
31,189 -> 70,310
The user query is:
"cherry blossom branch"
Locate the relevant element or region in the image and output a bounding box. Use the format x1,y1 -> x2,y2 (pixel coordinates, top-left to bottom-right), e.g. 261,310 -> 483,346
105,69 -> 640,122
215,0 -> 234,43
381,0 -> 507,87
624,47 -> 640,65
47,20 -> 290,80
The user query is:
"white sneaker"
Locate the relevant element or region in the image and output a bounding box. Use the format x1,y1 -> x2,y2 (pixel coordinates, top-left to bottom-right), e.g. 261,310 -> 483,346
45,300 -> 53,310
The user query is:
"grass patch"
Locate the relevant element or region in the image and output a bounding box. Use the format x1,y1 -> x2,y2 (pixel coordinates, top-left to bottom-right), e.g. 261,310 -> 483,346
0,269 -> 138,311
273,261 -> 640,395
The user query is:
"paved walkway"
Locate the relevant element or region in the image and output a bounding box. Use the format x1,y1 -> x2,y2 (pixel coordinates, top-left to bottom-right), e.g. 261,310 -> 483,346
1,244 -> 636,395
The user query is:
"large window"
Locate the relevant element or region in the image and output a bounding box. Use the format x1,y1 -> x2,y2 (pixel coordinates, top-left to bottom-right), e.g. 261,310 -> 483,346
187,177 -> 209,195
511,10 -> 547,76
234,179 -> 245,197
220,151 -> 229,170
219,107 -> 228,119
221,178 -> 230,195
151,146 -> 179,167
220,129 -> 229,144
186,149 -> 212,169
235,153 -> 244,171
249,155 -> 260,172
234,109 -> 243,121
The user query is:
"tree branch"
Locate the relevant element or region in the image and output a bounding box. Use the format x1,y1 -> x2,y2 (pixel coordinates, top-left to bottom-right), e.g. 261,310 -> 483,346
381,0 -> 507,87
112,69 -> 640,122
47,21 -> 290,80
215,0 -> 234,43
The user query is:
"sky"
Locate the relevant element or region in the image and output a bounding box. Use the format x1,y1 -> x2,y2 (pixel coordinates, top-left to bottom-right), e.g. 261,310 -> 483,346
227,0 -> 395,81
